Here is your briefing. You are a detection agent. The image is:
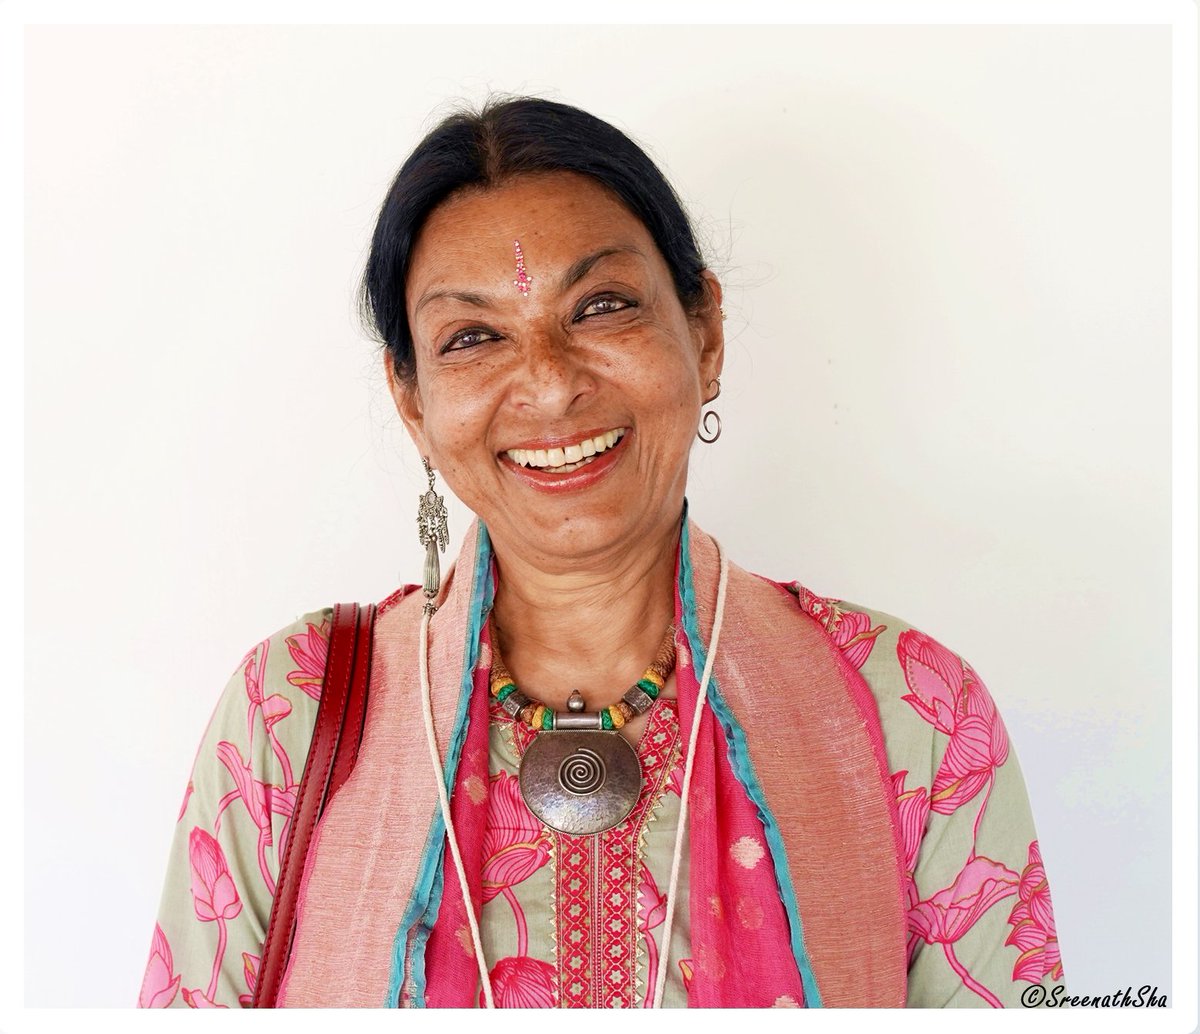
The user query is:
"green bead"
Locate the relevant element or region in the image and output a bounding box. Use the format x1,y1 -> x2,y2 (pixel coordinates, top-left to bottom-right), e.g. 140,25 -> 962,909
601,709 -> 614,730
541,708 -> 554,731
637,677 -> 660,699
496,683 -> 517,702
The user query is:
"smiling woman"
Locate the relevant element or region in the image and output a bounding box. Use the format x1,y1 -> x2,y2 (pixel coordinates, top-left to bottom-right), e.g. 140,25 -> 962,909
392,171 -> 721,592
140,96 -> 1065,1010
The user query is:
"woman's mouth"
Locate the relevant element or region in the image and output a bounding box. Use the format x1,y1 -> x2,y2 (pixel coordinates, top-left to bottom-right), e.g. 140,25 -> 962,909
503,428 -> 627,475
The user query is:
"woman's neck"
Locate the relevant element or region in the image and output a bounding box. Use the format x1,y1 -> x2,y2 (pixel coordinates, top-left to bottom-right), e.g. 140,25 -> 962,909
486,514 -> 681,711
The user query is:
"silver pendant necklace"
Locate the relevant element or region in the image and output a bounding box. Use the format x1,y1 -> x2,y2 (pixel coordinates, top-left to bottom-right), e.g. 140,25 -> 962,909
489,624 -> 677,836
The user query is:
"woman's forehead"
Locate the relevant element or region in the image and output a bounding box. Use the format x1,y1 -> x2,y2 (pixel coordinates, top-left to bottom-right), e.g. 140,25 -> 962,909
409,172 -> 656,283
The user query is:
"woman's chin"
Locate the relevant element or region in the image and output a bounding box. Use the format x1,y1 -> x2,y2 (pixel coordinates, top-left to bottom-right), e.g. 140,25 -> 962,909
484,498 -> 684,573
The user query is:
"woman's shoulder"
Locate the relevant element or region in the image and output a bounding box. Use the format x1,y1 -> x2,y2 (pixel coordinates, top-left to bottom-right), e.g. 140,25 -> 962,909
191,607 -> 336,790
780,579 -> 971,694
249,606 -> 336,690
774,580 -> 1001,786
179,604 -> 339,877
774,581 -> 1061,1005
206,594 -> 418,751
224,606 -> 335,719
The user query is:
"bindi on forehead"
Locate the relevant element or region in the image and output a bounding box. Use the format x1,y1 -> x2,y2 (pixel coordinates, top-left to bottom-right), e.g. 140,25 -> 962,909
513,240 -> 533,296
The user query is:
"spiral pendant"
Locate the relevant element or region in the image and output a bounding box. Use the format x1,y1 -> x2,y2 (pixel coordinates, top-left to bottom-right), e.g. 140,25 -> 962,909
518,731 -> 642,835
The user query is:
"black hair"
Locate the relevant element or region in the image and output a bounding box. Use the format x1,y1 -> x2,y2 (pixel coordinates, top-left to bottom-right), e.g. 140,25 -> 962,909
359,95 -> 709,382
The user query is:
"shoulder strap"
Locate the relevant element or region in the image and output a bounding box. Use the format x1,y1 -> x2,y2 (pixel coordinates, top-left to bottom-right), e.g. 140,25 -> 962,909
254,601 -> 377,1008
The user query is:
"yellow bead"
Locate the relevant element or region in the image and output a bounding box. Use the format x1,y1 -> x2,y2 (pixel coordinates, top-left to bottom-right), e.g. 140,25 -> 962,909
607,705 -> 625,729
490,677 -> 515,698
643,669 -> 665,689
530,705 -> 547,729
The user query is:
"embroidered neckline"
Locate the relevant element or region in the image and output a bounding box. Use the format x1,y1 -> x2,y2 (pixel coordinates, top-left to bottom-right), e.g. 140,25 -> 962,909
484,696 -> 684,1006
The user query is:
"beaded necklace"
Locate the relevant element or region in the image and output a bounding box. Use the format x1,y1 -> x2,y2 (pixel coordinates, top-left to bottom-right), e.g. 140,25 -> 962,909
489,623 -> 675,729
488,623 -> 677,836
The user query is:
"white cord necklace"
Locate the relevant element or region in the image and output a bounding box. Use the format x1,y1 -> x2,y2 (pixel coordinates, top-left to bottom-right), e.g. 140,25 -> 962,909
419,541 -> 729,1009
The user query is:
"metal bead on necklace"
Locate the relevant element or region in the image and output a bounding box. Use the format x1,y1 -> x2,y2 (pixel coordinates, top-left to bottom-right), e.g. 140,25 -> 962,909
490,624 -> 677,836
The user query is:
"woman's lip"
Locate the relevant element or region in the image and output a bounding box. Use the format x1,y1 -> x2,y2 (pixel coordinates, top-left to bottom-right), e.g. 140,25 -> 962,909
497,426 -> 626,453
498,430 -> 629,492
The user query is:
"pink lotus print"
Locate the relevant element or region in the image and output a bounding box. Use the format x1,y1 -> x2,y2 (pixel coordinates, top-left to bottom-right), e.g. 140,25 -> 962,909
477,772 -> 556,1005
1006,840 -> 1063,983
240,639 -> 297,787
891,770 -> 932,875
909,855 -> 1020,1007
790,585 -> 885,670
638,862 -> 669,1006
188,827 -> 242,1003
678,958 -> 694,993
181,987 -> 227,1008
897,629 -> 1009,821
238,952 -> 261,1007
482,771 -> 551,907
214,740 -> 297,895
189,827 -> 242,922
892,771 -> 931,963
286,619 -> 330,701
138,923 -> 181,1008
481,954 -> 558,1008
930,682 -> 1009,817
481,769 -> 551,978
897,629 -> 967,735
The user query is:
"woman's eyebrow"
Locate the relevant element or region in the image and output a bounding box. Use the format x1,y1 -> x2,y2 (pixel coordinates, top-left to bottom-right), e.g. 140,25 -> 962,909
414,289 -> 493,316
414,245 -> 645,318
556,245 -> 644,294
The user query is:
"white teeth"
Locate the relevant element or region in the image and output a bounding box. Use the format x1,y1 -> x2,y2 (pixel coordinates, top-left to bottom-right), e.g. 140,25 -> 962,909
543,456 -> 593,474
505,428 -> 626,470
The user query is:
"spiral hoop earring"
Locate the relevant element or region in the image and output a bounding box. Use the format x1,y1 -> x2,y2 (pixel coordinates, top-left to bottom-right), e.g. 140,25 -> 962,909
697,378 -> 722,444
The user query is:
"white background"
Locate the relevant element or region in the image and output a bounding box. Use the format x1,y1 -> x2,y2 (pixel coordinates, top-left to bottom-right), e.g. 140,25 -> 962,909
22,18 -> 1179,1009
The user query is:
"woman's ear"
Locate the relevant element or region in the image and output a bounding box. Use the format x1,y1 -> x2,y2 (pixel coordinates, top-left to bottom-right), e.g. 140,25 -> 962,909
384,353 -> 432,459
695,269 -> 725,387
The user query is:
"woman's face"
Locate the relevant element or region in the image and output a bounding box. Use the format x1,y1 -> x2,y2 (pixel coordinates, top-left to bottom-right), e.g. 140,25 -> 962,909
389,171 -> 723,567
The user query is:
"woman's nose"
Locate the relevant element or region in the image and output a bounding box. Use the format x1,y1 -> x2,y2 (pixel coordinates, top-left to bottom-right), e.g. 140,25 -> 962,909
512,326 -> 595,415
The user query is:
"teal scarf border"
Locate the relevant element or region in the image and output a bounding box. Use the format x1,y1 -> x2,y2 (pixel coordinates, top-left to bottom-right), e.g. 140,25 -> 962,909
676,517 -> 823,1008
385,524 -> 496,1007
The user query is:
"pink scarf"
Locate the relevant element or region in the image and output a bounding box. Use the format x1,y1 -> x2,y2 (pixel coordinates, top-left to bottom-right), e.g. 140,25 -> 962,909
278,515 -> 908,1007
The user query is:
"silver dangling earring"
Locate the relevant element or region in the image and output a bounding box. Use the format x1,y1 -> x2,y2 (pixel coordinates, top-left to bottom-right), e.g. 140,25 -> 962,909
697,378 -> 722,443
417,457 -> 449,615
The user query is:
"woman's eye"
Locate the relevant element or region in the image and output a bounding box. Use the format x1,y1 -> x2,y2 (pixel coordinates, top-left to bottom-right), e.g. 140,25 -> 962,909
442,328 -> 496,352
577,295 -> 634,319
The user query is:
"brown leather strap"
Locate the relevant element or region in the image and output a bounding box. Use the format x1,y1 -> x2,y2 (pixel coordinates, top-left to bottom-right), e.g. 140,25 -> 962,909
328,602 -> 375,800
253,601 -> 377,1007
